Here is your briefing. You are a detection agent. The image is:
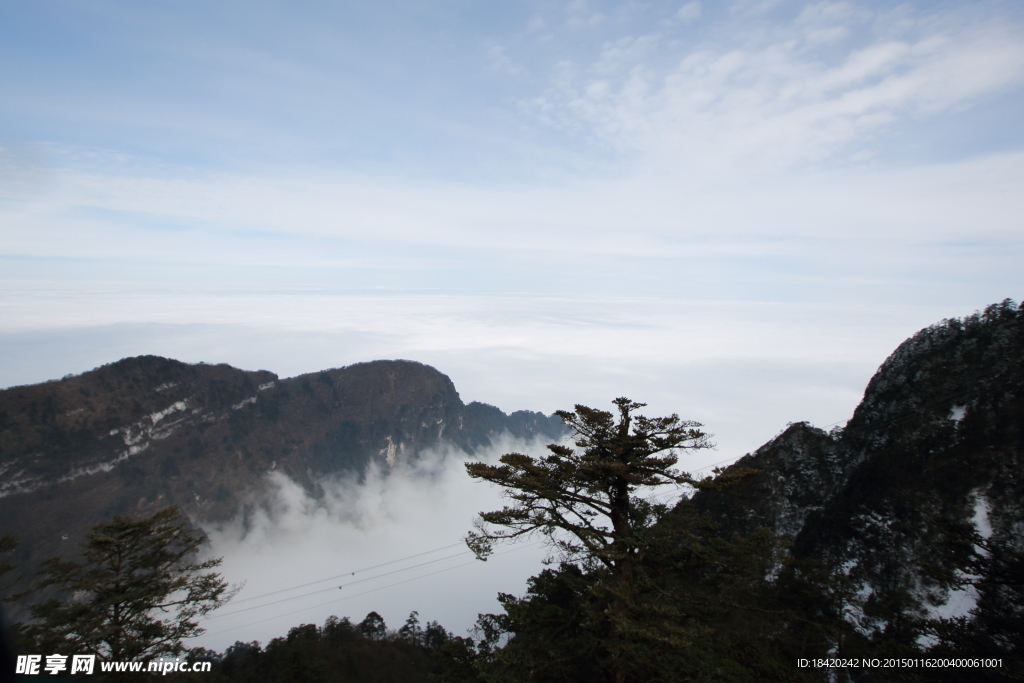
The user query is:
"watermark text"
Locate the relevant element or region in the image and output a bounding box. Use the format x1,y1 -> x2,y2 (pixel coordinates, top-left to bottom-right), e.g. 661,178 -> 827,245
16,654 -> 212,675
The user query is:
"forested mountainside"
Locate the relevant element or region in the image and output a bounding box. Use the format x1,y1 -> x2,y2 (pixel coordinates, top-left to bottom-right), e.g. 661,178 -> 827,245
424,302 -> 1023,683
0,357 -> 565,590
692,299 -> 1024,674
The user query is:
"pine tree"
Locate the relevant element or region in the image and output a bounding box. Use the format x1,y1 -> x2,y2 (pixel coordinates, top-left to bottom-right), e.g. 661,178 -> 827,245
358,611 -> 387,640
399,610 -> 424,645
18,506 -> 233,662
0,534 -> 19,595
454,398 -> 811,683
465,398 -> 716,570
464,398 -> 725,683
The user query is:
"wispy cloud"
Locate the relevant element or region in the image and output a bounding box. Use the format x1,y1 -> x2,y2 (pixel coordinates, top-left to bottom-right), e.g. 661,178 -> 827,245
676,2 -> 702,24
527,5 -> 1024,174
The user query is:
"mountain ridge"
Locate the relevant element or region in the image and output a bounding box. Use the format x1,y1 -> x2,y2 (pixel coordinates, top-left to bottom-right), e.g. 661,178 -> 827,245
690,299 -> 1024,659
0,356 -> 566,594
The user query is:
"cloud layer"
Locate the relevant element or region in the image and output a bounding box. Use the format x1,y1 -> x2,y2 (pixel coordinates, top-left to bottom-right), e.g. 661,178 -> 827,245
193,436 -> 574,651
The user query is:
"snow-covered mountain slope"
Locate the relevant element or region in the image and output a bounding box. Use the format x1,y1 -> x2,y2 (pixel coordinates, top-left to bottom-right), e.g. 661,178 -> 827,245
692,299 -> 1024,660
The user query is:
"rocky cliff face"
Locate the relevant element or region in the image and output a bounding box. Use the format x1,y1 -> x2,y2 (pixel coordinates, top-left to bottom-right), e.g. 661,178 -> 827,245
0,357 -> 565,588
692,299 -> 1024,657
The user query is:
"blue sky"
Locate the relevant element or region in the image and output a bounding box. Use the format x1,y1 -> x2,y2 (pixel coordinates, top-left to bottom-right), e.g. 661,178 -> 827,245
2,0 -> 1023,462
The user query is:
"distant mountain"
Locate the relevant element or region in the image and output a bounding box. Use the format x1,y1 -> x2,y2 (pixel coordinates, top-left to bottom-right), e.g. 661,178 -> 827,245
692,299 -> 1024,660
0,357 -> 566,593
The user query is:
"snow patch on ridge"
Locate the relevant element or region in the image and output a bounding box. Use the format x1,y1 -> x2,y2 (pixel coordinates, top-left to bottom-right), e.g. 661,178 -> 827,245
150,400 -> 188,426
973,491 -> 994,541
380,436 -> 402,467
917,491 -> 993,646
233,396 -> 257,410
0,399 -> 193,498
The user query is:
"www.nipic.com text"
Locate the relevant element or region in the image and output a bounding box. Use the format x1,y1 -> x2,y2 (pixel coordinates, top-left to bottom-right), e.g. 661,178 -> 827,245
16,654 -> 212,675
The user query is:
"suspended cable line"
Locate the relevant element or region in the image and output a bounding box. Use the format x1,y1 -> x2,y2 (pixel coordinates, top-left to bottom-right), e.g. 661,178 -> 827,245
201,541 -> 541,640
226,541 -> 467,607
210,550 -> 472,620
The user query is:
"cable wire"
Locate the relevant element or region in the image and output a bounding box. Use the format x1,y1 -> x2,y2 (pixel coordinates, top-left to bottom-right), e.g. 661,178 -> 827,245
209,550 -> 473,620
226,541 -> 467,607
201,541 -> 541,640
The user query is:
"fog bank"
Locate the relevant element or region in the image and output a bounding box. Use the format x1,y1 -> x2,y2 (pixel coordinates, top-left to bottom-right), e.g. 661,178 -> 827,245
192,433 -> 597,652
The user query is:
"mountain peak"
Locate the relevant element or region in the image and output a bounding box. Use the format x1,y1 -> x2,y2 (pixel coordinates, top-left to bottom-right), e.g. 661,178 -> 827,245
691,299 -> 1024,649
0,356 -> 566,589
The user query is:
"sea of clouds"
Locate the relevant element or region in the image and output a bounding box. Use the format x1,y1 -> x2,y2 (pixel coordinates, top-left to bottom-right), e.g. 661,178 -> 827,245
191,432 -> 618,652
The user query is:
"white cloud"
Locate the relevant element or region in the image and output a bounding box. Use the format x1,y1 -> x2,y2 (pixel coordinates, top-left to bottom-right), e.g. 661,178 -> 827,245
796,1 -> 860,29
486,43 -> 524,76
3,143 -> 1020,272
194,436 -> 561,649
564,0 -> 605,29
531,9 -> 1024,175
729,0 -> 784,19
676,2 -> 702,23
594,34 -> 661,77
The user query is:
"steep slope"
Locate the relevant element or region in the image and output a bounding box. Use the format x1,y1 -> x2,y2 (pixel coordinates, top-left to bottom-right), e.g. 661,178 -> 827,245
0,356 -> 565,594
691,299 -> 1024,664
